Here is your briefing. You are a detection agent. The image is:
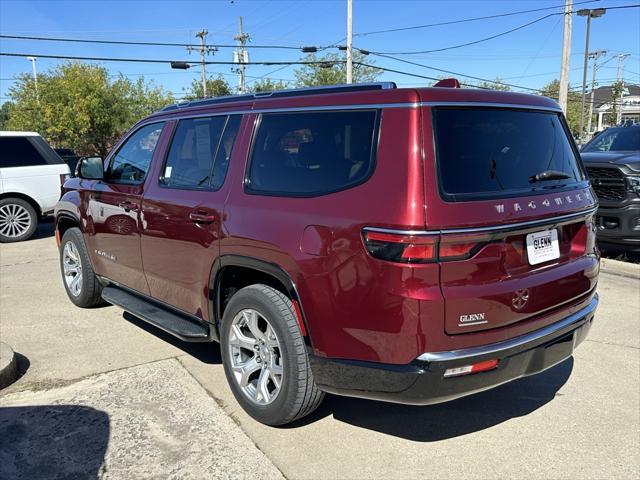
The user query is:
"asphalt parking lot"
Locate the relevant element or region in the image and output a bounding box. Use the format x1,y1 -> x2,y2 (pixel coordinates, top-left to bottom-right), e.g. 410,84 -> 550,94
1,220 -> 639,479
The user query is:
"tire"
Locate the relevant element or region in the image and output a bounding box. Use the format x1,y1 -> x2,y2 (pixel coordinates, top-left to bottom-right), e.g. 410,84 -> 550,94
59,227 -> 104,308
220,284 -> 324,426
0,197 -> 38,243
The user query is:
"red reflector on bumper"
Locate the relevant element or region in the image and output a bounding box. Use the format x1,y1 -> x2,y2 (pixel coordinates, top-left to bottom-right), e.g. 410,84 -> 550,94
444,359 -> 499,378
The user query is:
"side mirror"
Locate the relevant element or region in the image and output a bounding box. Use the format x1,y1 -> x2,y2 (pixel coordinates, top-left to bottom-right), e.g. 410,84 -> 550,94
76,156 -> 104,180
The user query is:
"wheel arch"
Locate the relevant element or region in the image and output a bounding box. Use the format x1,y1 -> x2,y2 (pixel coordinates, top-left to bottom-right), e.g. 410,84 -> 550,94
210,255 -> 312,347
55,211 -> 81,245
0,192 -> 43,217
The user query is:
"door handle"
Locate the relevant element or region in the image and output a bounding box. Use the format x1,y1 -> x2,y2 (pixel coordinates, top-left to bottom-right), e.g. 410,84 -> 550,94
189,210 -> 217,224
118,201 -> 138,212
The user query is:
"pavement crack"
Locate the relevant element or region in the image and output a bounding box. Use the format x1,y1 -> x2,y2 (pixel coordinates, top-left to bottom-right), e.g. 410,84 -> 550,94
585,338 -> 640,350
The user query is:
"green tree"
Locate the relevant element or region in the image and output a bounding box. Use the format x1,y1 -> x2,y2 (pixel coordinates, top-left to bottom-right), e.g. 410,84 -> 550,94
6,62 -> 173,156
249,78 -> 290,93
606,80 -> 624,126
539,79 -> 586,137
183,75 -> 232,100
294,52 -> 381,86
0,101 -> 14,130
475,77 -> 511,91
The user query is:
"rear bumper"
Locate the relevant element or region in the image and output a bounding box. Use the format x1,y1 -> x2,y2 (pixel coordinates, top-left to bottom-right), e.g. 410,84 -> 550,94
595,203 -> 640,250
310,295 -> 597,405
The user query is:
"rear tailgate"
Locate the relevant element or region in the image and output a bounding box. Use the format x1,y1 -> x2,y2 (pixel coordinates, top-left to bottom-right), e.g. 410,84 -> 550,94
422,103 -> 599,335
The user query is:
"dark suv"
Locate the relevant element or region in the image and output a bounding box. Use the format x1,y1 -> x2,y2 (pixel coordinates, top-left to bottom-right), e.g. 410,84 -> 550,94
581,125 -> 640,251
55,82 -> 599,425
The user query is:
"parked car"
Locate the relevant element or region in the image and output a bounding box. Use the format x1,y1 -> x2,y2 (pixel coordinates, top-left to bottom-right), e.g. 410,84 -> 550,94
581,124 -> 640,251
54,148 -> 83,175
55,82 -> 599,425
0,131 -> 70,242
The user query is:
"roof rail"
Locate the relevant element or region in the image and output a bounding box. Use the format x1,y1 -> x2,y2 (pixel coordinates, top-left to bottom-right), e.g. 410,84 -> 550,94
160,82 -> 397,112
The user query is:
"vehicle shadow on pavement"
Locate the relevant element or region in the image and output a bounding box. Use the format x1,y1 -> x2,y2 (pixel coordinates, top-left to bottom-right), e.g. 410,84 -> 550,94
30,217 -> 56,241
299,358 -> 573,441
0,405 -> 109,479
122,312 -> 222,364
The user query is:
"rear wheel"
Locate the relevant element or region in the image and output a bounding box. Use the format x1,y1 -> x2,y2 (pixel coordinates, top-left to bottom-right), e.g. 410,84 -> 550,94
220,284 -> 324,426
0,198 -> 38,243
60,227 -> 103,307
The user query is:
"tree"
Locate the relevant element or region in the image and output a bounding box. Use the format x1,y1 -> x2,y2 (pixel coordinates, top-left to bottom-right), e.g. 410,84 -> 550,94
249,78 -> 290,93
606,81 -> 624,126
475,77 -> 511,91
0,101 -> 13,130
539,79 -> 586,137
294,52 -> 381,86
183,75 -> 232,100
6,62 -> 173,156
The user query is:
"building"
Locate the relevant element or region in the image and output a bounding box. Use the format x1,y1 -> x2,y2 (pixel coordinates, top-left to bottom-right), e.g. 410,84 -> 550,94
592,83 -> 640,131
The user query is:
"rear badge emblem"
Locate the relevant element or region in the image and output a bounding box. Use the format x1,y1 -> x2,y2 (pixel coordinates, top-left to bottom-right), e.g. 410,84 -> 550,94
512,288 -> 530,310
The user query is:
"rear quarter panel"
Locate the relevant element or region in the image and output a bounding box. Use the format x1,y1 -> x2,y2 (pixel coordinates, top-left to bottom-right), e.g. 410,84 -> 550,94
1,164 -> 70,213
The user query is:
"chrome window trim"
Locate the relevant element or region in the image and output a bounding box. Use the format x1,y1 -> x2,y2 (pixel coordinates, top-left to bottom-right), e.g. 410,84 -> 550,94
417,295 -> 598,363
363,206 -> 597,237
421,101 -> 562,113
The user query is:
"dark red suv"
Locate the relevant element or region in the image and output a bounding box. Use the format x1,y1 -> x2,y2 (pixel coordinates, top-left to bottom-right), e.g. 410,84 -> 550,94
55,82 -> 599,425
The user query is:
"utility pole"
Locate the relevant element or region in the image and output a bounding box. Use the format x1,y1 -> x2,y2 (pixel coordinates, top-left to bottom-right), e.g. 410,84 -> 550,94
26,56 -> 39,105
587,50 -> 607,135
188,30 -> 217,98
615,53 -> 630,124
346,0 -> 353,84
577,8 -> 606,143
558,0 -> 572,114
233,17 -> 250,94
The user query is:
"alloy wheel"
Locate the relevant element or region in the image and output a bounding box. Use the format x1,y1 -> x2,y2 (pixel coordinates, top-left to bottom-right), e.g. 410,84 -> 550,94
0,203 -> 32,239
228,308 -> 284,405
62,241 -> 83,296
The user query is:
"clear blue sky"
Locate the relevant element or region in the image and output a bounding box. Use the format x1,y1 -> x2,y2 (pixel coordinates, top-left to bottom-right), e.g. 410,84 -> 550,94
0,0 -> 638,101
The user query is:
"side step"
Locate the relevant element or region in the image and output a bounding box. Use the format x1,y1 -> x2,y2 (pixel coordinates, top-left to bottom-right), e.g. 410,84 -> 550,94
101,286 -> 211,342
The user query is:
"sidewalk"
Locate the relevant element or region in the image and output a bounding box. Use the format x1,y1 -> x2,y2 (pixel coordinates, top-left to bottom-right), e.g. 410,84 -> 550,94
0,359 -> 284,480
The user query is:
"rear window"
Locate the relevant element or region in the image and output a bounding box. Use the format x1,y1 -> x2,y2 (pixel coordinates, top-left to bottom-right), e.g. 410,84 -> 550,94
0,137 -> 48,168
433,108 -> 585,200
246,110 -> 378,196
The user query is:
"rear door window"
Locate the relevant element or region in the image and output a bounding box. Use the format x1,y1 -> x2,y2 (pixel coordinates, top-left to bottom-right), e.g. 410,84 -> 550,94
246,110 -> 378,196
0,137 -> 47,168
433,108 -> 585,201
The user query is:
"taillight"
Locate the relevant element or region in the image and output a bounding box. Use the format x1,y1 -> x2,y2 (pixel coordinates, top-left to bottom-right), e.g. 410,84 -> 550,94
59,173 -> 70,196
570,221 -> 596,256
363,231 -> 437,263
363,229 -> 487,264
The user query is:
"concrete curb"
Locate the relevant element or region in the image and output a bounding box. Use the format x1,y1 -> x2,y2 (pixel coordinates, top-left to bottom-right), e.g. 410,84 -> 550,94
0,342 -> 18,390
600,258 -> 640,279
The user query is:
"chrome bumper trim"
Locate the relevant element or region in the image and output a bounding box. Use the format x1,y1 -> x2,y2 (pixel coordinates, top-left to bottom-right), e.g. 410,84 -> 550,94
417,295 -> 598,363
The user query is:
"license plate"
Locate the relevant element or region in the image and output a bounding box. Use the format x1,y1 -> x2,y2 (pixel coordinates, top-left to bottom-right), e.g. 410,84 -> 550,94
526,229 -> 560,265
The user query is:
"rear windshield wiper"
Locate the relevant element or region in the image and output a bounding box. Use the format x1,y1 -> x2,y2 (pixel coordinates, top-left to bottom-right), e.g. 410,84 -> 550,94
529,170 -> 571,183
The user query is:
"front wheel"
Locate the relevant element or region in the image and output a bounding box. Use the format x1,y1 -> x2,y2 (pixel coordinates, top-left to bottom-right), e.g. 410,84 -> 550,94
220,284 -> 324,426
60,227 -> 104,308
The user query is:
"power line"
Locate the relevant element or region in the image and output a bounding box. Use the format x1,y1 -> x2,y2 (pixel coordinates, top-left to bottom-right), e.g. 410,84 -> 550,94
354,0 -> 600,37
0,51 -> 343,66
364,4 -> 640,56
362,51 -> 542,92
0,34 -> 312,51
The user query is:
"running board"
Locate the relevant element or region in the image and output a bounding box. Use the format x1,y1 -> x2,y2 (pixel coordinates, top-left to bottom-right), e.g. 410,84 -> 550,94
101,286 -> 211,342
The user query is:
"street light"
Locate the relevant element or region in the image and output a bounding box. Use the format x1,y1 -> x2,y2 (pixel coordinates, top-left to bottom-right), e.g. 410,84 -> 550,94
26,56 -> 39,105
577,8 -> 606,143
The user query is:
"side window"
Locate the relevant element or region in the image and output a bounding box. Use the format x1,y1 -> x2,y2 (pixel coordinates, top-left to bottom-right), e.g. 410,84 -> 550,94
161,115 -> 241,190
106,123 -> 164,184
247,110 -> 378,196
0,137 -> 47,168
